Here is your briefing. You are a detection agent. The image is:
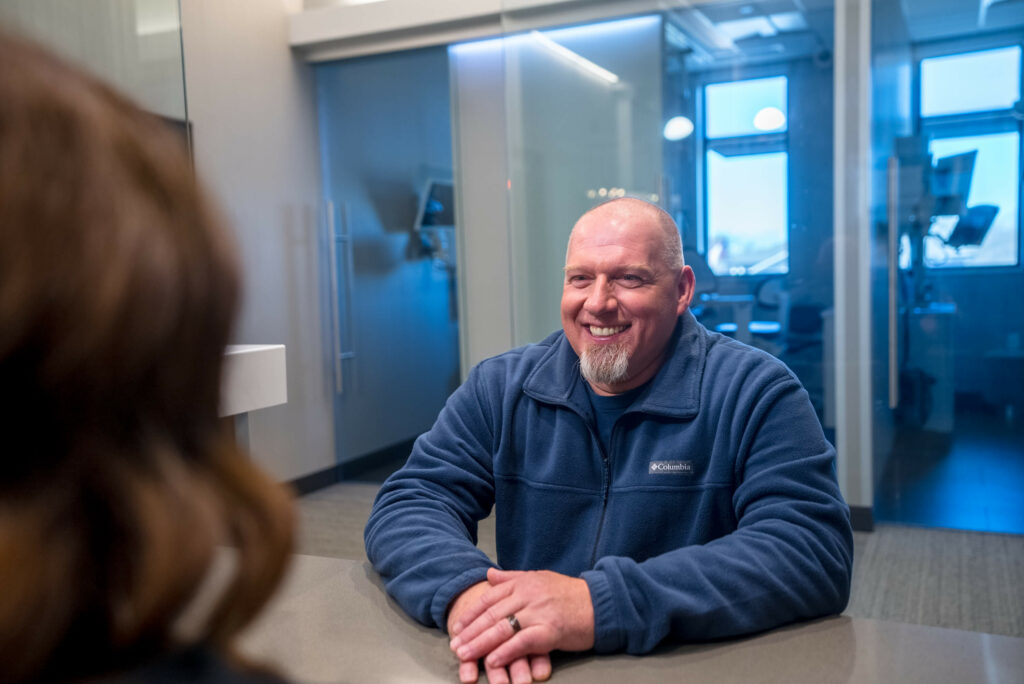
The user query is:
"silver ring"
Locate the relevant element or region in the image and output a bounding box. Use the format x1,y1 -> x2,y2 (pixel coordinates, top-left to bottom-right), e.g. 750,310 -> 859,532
507,614 -> 521,633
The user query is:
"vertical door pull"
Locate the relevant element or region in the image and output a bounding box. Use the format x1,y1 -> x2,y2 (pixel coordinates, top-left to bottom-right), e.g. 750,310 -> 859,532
887,156 -> 899,409
327,200 -> 343,394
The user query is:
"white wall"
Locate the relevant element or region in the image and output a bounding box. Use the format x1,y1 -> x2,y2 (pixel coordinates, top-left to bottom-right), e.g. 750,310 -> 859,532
449,42 -> 517,371
180,0 -> 335,481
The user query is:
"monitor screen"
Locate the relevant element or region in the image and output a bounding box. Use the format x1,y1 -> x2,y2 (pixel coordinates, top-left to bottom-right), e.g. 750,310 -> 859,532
415,180 -> 455,231
947,204 -> 998,248
930,150 -> 976,214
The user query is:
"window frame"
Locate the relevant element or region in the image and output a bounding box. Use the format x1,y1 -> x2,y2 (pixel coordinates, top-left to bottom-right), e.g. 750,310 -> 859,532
913,39 -> 1024,272
698,69 -> 791,278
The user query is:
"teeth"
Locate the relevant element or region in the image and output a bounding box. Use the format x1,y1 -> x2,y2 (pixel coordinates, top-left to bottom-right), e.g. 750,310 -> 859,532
590,325 -> 625,336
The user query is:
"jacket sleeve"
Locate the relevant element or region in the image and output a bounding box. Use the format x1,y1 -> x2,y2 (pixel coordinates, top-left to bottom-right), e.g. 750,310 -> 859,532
581,371 -> 854,654
363,365 -> 499,631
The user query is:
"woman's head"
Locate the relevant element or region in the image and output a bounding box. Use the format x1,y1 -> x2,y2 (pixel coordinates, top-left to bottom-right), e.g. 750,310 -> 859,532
0,30 -> 235,478
0,31 -> 293,681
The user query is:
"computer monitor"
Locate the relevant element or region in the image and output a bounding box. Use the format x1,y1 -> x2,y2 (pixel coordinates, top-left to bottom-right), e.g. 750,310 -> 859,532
414,179 -> 456,268
414,179 -> 455,232
946,204 -> 998,248
930,150 -> 976,217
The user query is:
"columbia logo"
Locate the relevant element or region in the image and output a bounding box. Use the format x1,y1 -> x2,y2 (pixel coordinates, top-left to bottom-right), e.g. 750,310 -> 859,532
648,460 -> 693,475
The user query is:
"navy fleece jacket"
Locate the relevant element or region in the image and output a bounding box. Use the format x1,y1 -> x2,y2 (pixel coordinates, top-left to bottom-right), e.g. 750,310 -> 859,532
364,311 -> 853,654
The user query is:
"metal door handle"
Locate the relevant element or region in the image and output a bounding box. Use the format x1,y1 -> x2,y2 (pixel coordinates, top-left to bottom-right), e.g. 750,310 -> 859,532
327,201 -> 357,395
338,202 -> 356,393
327,200 -> 343,394
887,156 -> 899,409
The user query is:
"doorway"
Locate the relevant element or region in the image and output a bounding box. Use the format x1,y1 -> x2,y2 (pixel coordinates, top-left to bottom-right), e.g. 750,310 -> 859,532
870,0 -> 1024,534
315,46 -> 461,480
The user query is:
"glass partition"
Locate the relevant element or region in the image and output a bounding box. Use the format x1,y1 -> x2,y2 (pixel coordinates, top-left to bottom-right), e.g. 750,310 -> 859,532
492,0 -> 837,428
474,14 -> 667,345
870,0 -> 1024,533
0,0 -> 188,122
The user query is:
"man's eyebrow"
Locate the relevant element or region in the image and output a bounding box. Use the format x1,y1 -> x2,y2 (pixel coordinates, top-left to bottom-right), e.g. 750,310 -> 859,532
610,264 -> 658,276
563,264 -> 657,274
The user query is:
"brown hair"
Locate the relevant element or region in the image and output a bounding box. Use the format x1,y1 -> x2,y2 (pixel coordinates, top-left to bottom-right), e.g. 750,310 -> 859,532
0,31 -> 294,681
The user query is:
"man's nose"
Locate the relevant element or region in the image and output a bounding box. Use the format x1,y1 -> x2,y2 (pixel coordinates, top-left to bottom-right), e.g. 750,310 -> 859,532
584,277 -> 617,314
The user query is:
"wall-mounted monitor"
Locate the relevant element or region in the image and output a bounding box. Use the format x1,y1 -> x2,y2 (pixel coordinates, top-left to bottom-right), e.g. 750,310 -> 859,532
946,204 -> 998,248
414,179 -> 456,270
930,150 -> 976,216
414,179 -> 454,232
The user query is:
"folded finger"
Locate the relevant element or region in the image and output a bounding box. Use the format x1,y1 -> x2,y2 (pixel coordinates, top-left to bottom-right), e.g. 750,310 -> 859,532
508,656 -> 533,684
452,581 -> 514,636
458,658 -> 479,683
483,661 -> 510,684
455,611 -> 521,662
452,597 -> 522,652
529,654 -> 552,681
483,627 -> 545,671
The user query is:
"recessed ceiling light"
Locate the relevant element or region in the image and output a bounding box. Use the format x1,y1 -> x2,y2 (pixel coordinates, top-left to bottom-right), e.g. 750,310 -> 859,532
753,107 -> 786,131
663,116 -> 695,141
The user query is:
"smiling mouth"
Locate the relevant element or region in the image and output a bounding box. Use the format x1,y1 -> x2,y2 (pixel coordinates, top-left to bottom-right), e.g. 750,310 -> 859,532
588,325 -> 628,337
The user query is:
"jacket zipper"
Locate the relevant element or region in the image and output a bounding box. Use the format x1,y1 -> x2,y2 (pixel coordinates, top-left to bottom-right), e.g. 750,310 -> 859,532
588,423 -> 614,569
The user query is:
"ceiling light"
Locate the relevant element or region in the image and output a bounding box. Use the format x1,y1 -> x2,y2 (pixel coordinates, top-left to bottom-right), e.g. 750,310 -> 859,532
767,12 -> 808,32
753,107 -> 786,131
716,17 -> 777,41
530,31 -> 620,84
663,116 -> 695,140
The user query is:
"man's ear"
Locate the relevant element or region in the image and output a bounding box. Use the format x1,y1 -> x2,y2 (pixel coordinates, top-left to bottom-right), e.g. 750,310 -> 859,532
676,266 -> 696,315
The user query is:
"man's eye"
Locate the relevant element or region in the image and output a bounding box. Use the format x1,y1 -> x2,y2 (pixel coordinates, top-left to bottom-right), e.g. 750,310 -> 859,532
619,274 -> 643,286
567,275 -> 591,286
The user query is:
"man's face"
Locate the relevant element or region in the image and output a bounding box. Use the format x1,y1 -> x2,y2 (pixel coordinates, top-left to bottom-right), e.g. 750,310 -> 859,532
561,205 -> 694,395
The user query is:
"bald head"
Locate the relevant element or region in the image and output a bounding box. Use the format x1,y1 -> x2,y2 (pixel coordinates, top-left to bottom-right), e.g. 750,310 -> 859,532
568,198 -> 683,271
561,197 -> 696,394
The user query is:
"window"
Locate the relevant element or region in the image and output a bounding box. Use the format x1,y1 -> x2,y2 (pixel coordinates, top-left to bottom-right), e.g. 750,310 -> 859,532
921,47 -> 1021,117
917,46 -> 1022,269
703,76 -> 789,276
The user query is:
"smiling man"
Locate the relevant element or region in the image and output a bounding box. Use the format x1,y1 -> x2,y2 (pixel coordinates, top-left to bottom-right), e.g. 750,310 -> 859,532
365,198 -> 853,684
562,200 -> 693,395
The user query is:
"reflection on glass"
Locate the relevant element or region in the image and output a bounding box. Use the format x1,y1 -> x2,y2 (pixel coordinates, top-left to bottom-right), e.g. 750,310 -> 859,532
925,132 -> 1020,268
753,106 -> 786,131
706,150 -> 788,275
0,0 -> 187,120
465,13 -> 663,345
702,74 -> 790,277
663,115 -> 694,141
920,46 -> 1022,117
705,76 -> 788,139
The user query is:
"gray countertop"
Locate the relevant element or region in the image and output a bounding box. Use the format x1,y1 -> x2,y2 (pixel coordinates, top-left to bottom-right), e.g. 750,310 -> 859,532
239,554 -> 1024,684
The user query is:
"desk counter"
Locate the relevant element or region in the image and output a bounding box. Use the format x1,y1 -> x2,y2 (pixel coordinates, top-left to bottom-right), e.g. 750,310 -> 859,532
240,554 -> 1023,684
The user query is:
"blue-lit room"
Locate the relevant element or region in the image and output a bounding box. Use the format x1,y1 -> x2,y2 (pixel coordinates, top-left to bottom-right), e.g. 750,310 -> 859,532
304,0 -> 1024,535
1,0 -> 1022,682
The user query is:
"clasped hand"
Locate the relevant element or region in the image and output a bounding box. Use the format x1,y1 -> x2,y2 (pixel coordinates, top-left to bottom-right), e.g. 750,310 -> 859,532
447,568 -> 594,684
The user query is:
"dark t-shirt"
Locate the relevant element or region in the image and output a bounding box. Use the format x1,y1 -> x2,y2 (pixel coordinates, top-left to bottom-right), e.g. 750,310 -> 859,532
585,382 -> 646,454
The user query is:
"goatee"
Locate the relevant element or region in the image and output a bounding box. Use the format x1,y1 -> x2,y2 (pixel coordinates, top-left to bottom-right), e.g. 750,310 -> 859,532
579,343 -> 630,388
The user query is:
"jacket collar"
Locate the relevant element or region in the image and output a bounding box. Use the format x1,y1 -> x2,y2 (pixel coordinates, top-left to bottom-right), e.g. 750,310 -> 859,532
522,310 -> 707,419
